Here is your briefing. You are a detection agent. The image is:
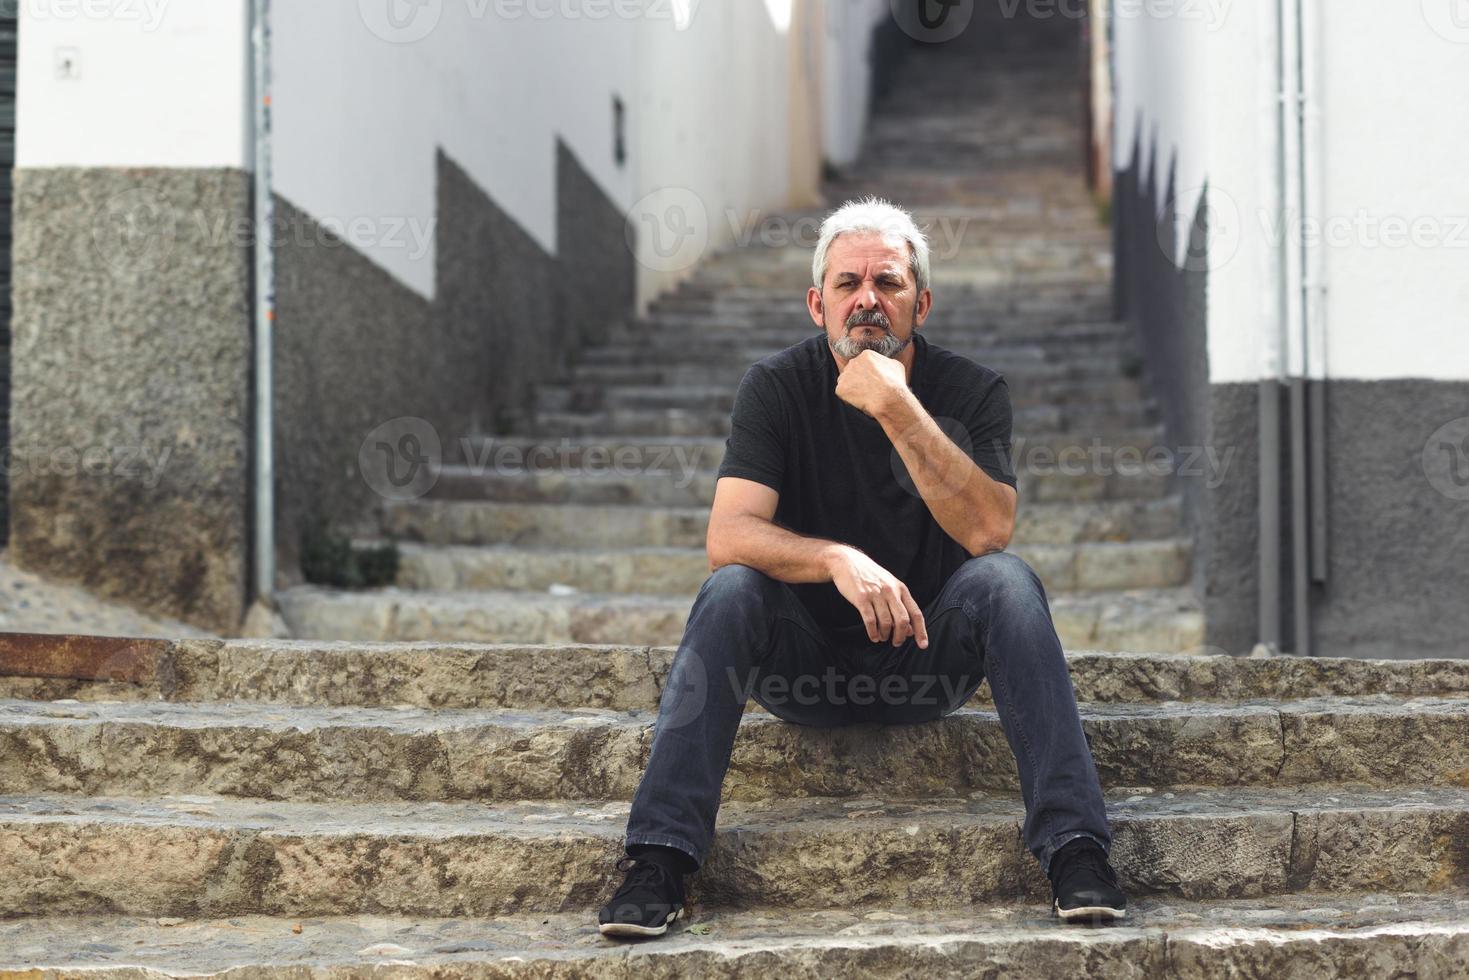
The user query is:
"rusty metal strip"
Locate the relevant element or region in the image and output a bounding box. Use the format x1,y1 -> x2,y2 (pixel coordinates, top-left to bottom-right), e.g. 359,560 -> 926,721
0,632 -> 167,683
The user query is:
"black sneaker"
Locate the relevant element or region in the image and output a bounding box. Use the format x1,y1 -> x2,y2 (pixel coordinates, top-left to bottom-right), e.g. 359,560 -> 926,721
1048,839 -> 1127,922
597,855 -> 686,938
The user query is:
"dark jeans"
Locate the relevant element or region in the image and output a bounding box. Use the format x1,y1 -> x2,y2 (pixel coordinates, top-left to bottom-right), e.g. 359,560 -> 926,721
623,551 -> 1112,878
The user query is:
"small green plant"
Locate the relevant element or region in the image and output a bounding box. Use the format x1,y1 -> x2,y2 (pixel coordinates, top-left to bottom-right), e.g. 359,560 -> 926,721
301,515 -> 399,589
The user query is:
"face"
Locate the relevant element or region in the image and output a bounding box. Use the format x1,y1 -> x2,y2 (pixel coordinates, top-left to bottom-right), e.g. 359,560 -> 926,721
807,230 -> 932,362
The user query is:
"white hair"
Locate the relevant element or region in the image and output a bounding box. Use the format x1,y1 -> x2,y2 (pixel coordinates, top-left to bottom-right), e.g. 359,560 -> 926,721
811,196 -> 931,294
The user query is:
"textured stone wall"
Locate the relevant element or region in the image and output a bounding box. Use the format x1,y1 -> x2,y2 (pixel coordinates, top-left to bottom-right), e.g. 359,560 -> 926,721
11,142 -> 635,627
9,168 -> 253,631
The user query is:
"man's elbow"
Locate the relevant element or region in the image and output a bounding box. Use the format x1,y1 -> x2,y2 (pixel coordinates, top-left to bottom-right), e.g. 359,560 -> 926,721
965,524 -> 1012,558
706,525 -> 730,573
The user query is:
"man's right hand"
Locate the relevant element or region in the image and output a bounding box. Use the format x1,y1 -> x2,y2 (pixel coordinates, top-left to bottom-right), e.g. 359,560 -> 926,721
824,545 -> 929,649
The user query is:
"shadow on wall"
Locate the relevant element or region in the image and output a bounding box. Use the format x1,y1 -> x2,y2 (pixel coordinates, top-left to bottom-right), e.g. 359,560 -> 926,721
1112,120 -> 1294,658
272,140 -> 637,591
1113,119 -> 1469,660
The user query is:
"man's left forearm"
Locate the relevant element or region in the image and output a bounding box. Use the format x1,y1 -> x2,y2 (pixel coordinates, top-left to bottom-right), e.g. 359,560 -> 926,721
876,389 -> 1014,555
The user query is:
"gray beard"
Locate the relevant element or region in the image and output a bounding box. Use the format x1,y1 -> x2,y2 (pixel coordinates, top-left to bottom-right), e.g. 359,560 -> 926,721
831,325 -> 911,359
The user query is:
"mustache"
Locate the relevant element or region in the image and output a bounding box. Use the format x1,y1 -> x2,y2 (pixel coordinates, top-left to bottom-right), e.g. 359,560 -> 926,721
846,309 -> 891,330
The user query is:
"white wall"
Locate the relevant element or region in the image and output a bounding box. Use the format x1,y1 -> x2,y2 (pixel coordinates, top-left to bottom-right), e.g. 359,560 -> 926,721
1112,0 -> 1469,384
1110,1 -> 1210,262
16,0 -> 249,168
1311,3 -> 1469,381
822,0 -> 887,167
272,0 -> 831,304
271,3 -> 640,297
17,0 -> 868,308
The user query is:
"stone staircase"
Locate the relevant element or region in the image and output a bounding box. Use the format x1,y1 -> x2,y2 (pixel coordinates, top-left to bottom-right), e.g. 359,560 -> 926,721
5,8 -> 1469,977
2,639 -> 1469,973
275,9 -> 1204,656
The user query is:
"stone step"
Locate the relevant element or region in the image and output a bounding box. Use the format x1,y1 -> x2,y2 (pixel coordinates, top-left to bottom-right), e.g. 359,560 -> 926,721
424,462 -> 1174,509
5,895 -> 1467,977
380,495 -> 1188,549
8,641 -> 1467,713
534,375 -> 1146,414
575,338 -> 1136,368
662,269 -> 1113,300
523,399 -> 1156,439
565,357 -> 1119,387
602,321 -> 1128,352
445,424 -> 1171,472
630,308 -> 1121,333
388,538 -> 1191,595
276,584 -> 1203,650
5,695 -> 1461,805
2,788 -> 1467,918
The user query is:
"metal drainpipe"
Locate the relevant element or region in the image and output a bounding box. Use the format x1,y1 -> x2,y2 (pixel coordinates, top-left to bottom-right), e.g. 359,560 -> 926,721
1274,0 -> 1324,657
1300,0 -> 1329,594
250,0 -> 276,608
1263,0 -> 1301,654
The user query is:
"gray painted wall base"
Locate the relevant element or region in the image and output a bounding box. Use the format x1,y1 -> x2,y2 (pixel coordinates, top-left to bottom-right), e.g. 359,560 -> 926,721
10,143 -> 633,630
1115,133 -> 1469,659
9,168 -> 253,630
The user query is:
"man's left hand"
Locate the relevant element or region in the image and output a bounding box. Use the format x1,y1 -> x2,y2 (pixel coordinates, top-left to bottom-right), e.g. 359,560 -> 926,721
834,349 -> 909,419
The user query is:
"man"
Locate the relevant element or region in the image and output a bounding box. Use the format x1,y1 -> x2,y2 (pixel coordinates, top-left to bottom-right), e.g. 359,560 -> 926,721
597,196 -> 1126,938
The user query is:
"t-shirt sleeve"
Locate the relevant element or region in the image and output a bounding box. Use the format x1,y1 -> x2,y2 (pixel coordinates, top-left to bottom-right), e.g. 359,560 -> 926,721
963,375 -> 1018,490
715,364 -> 786,492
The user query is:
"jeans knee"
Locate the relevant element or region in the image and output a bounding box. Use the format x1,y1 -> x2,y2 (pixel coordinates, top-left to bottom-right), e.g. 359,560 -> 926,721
952,551 -> 1046,605
694,563 -> 780,619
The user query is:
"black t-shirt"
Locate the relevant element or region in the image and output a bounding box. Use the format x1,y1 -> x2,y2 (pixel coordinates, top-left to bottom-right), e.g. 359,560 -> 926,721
714,329 -> 1018,645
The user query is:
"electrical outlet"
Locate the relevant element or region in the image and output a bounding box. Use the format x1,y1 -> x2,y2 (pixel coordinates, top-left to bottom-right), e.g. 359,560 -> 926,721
55,47 -> 81,80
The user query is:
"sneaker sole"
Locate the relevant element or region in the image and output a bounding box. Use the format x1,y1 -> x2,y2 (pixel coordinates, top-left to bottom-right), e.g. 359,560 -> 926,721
1054,901 -> 1127,923
598,906 -> 684,938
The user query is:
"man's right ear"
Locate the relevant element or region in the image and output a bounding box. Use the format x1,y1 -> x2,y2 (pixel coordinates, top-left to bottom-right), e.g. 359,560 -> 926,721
806,285 -> 825,327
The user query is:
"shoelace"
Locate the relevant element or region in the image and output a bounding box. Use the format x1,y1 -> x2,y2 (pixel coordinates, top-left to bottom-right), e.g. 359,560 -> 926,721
1053,845 -> 1119,891
613,856 -> 671,899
